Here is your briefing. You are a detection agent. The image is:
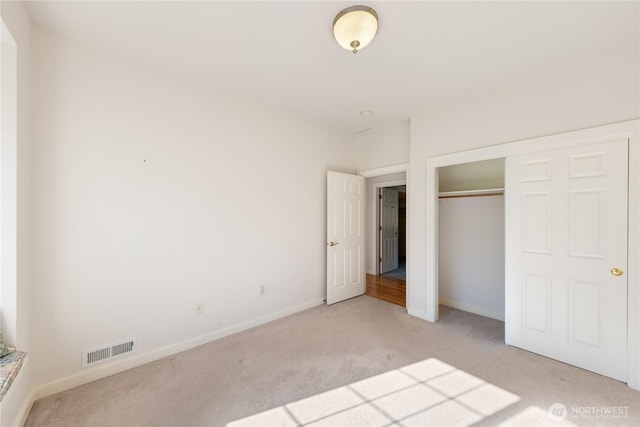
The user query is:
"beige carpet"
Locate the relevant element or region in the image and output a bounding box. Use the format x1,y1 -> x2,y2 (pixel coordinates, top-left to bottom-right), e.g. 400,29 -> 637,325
26,296 -> 639,426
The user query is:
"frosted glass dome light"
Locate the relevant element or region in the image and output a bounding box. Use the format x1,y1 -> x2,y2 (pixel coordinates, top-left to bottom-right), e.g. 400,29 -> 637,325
333,6 -> 378,54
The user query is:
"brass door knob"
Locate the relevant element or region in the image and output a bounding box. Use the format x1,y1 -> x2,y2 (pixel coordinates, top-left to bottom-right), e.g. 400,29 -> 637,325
611,268 -> 623,277
328,241 -> 339,247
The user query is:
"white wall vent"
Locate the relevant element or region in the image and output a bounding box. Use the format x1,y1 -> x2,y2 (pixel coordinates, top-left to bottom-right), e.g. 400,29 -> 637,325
82,337 -> 136,368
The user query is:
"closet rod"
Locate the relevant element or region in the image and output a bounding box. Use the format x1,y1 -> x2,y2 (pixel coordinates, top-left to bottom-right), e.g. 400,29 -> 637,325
438,188 -> 504,199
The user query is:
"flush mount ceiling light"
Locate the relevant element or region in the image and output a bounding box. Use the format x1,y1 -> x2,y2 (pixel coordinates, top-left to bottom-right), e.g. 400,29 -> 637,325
333,5 -> 378,54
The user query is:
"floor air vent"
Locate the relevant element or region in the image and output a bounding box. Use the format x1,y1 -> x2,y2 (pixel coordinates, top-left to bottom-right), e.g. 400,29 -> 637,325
82,337 -> 136,368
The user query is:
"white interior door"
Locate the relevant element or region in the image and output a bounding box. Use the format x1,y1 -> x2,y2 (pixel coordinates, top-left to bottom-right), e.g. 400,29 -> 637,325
505,139 -> 628,381
327,171 -> 365,305
380,187 -> 399,274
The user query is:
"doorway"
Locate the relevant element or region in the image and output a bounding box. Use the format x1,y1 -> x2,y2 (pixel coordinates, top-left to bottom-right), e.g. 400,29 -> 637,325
326,165 -> 409,308
363,171 -> 407,307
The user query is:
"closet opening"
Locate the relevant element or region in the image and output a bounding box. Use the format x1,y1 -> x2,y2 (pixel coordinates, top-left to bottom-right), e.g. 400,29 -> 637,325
437,158 -> 506,325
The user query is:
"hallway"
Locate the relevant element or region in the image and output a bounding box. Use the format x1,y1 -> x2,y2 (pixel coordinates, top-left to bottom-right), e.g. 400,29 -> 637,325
365,273 -> 406,307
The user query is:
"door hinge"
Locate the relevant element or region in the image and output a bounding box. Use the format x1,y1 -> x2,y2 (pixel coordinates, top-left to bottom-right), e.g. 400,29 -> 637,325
379,194 -> 382,199
379,226 -> 382,231
379,257 -> 382,262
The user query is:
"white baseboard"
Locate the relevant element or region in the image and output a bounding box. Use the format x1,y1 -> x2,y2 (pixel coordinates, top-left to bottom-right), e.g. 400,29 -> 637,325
33,298 -> 325,401
439,298 -> 505,321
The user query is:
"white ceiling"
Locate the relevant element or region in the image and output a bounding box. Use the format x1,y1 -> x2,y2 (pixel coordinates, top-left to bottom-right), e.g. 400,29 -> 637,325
24,1 -> 639,133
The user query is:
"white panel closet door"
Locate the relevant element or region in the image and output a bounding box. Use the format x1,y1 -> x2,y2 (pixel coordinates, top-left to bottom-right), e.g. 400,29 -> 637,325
326,171 -> 365,305
505,139 -> 628,381
380,187 -> 399,274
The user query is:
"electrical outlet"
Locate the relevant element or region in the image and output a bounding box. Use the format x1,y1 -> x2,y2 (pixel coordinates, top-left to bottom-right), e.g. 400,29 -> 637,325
259,285 -> 265,297
195,303 -> 204,315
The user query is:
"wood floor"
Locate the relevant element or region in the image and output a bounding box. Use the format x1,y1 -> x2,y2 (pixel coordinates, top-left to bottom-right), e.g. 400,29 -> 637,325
365,274 -> 406,307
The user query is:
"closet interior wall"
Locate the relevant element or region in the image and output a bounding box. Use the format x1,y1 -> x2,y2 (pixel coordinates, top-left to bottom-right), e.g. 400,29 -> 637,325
437,159 -> 506,320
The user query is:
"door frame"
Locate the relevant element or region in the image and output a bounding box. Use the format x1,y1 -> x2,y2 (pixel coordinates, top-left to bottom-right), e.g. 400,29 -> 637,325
424,119 -> 640,389
359,164 -> 409,286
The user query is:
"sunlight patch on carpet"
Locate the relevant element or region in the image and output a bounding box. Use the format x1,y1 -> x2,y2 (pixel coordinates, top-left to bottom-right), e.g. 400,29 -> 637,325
227,358 -> 527,426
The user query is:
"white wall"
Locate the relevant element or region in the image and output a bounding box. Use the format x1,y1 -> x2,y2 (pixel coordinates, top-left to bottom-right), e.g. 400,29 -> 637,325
355,121 -> 409,171
407,40 -> 640,321
0,1 -> 33,426
438,195 -> 505,320
28,27 -> 356,398
364,173 -> 406,275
